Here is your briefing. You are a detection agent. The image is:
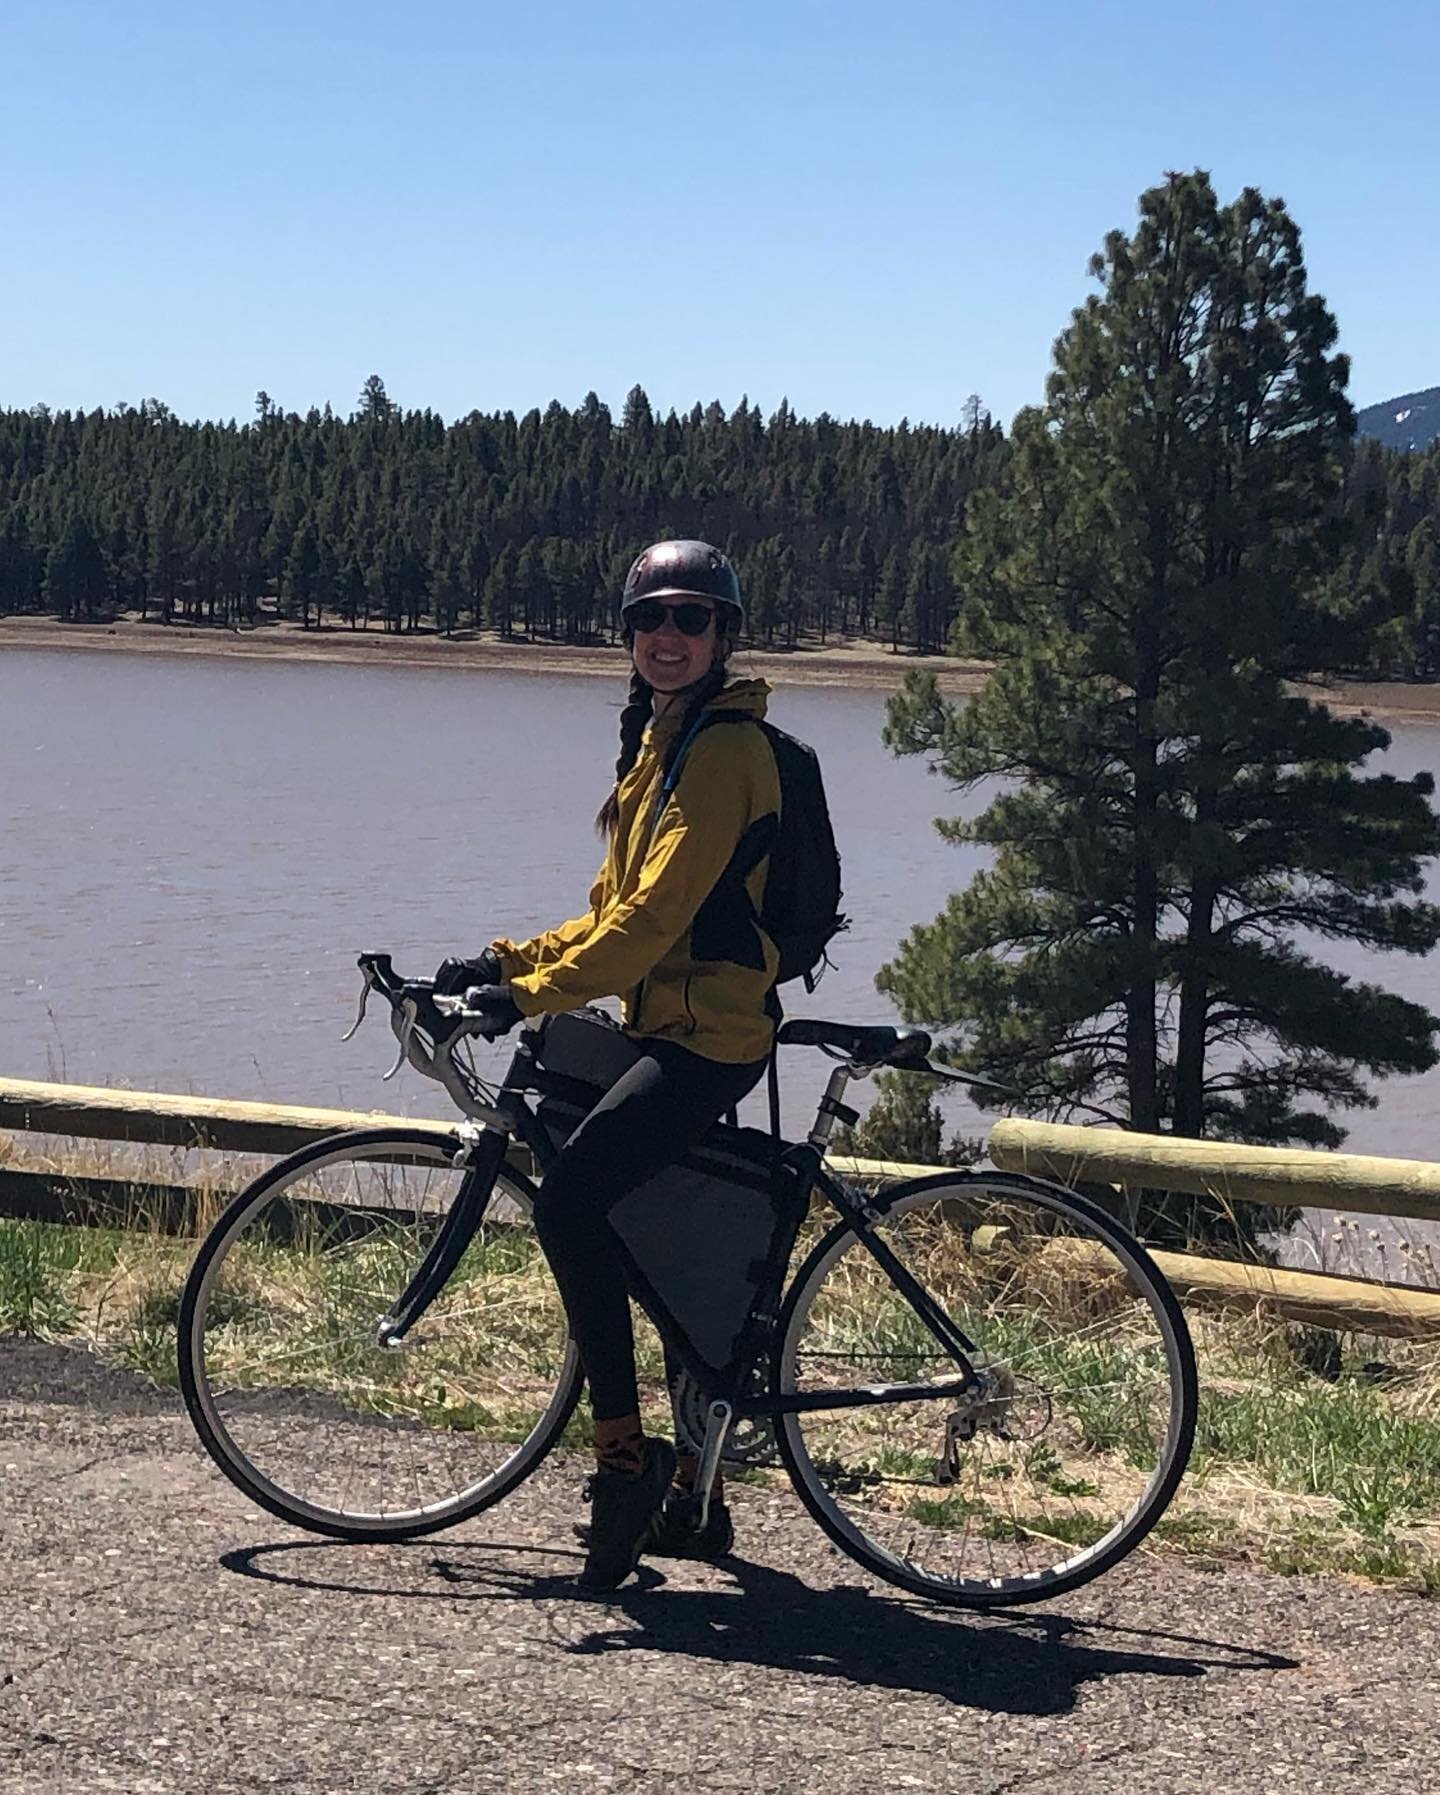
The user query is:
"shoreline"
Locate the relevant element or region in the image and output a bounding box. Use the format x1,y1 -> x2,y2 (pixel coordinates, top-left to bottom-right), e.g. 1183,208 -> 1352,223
0,616 -> 986,696
4,615 -> 1440,718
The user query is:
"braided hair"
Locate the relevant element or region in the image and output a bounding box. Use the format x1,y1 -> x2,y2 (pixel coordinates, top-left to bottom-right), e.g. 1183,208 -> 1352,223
594,640 -> 734,836
595,667 -> 655,835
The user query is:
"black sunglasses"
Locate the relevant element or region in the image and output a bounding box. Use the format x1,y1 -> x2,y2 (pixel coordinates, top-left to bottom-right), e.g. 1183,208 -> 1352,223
626,599 -> 718,637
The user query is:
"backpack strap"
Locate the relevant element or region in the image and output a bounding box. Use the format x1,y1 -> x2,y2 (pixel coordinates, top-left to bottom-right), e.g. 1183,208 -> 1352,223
767,1037 -> 782,1140
647,713 -> 710,841
646,710 -> 758,843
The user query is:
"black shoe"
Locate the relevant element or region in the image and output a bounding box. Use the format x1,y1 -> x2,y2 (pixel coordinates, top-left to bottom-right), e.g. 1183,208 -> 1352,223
647,1490 -> 735,1559
574,1487 -> 736,1560
576,1437 -> 677,1592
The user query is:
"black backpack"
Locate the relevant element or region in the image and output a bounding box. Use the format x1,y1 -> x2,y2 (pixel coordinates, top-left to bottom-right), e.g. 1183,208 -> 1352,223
666,711 -> 847,994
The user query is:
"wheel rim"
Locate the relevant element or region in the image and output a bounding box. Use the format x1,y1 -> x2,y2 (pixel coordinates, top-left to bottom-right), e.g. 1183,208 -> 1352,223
779,1178 -> 1194,1601
185,1137 -> 578,1530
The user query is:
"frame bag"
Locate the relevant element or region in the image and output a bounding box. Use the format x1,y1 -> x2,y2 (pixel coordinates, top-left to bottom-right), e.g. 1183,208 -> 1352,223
527,1009 -> 806,1394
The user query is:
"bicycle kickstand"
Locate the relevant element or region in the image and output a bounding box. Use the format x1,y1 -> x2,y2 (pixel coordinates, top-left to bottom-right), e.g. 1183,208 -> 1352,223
693,1400 -> 733,1527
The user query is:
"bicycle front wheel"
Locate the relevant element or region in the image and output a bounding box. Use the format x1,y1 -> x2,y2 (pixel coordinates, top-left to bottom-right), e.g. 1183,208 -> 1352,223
178,1128 -> 582,1540
776,1171 -> 1196,1607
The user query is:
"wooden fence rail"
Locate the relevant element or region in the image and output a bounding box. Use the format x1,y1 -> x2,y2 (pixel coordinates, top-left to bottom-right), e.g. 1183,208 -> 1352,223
0,1076 -> 456,1158
988,1117 -> 1440,1225
4,1077 -> 1440,1339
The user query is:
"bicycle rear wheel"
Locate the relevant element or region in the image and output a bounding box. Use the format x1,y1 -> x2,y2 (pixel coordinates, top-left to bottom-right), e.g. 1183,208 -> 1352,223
776,1171 -> 1196,1606
178,1128 -> 581,1540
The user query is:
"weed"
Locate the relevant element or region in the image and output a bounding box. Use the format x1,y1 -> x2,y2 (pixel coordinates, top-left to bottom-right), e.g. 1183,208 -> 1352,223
0,1221 -> 78,1336
907,1494 -> 987,1528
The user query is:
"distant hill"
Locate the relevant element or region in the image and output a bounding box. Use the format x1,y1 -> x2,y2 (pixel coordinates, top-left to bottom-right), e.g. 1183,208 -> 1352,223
1356,386 -> 1440,451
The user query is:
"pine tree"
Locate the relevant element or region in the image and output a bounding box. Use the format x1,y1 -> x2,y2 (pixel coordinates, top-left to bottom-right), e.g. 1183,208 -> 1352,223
43,518 -> 111,620
881,173 -> 1440,1186
875,545 -> 906,652
430,544 -> 465,637
335,559 -> 365,630
358,375 -> 393,419
0,511 -> 43,615
284,520 -> 321,628
483,543 -> 517,638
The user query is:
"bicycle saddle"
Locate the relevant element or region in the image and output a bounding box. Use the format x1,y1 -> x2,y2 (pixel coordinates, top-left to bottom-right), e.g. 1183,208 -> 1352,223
775,1019 -> 932,1066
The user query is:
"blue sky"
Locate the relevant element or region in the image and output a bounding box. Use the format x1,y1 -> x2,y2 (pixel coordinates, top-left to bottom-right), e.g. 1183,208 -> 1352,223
4,1 -> 1437,429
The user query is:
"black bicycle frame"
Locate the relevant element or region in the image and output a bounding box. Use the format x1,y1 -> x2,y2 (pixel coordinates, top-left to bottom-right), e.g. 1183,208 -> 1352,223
378,1053 -> 981,1416
375,1124 -> 510,1342
375,1073 -> 558,1347
739,1150 -> 981,1419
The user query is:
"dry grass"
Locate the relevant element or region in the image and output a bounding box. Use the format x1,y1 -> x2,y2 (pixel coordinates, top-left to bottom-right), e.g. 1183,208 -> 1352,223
3,1181 -> 1437,1593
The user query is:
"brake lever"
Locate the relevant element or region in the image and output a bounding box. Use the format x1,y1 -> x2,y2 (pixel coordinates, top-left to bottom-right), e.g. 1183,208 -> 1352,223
340,968 -> 375,1042
433,992 -> 501,1043
383,997 -> 419,1081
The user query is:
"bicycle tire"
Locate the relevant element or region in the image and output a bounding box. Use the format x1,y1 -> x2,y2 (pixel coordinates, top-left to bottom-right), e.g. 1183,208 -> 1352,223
774,1169 -> 1197,1607
178,1127 -> 583,1541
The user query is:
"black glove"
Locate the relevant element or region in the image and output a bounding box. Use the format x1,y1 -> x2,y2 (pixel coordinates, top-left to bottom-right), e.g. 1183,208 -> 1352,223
455,983 -> 523,1040
433,949 -> 501,996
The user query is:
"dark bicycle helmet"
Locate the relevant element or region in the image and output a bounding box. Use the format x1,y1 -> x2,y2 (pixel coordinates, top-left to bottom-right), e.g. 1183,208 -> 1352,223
621,539 -> 745,632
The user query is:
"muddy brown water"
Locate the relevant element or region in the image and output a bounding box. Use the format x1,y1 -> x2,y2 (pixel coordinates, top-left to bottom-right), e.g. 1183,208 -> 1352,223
3,646 -> 1439,1276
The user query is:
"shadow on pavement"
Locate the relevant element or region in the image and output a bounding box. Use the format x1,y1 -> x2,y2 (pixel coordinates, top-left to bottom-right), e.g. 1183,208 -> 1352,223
221,1538 -> 1296,1717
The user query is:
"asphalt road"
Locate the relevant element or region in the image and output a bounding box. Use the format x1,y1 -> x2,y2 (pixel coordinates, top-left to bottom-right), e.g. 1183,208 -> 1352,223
2,1340 -> 1437,1795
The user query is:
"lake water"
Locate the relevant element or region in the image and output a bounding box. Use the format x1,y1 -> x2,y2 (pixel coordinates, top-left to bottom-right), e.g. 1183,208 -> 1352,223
4,646 -> 1440,1274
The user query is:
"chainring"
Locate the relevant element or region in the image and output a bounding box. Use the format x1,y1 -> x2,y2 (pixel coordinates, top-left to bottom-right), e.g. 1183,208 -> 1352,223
670,1366 -> 781,1467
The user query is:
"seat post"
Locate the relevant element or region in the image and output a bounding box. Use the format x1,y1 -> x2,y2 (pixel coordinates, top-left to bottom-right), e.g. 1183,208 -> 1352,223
807,1062 -> 858,1152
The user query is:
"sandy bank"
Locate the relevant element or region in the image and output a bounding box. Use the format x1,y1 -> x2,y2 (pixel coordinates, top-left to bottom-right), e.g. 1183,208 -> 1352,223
0,615 -> 987,696
5,616 -> 1440,720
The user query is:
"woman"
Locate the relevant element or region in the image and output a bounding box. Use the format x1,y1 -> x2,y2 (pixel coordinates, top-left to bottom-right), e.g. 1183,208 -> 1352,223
435,539 -> 782,1591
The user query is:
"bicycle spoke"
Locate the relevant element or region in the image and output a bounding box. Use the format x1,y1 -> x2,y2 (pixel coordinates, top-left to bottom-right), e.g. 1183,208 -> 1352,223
779,1177 -> 1194,1605
182,1136 -> 578,1534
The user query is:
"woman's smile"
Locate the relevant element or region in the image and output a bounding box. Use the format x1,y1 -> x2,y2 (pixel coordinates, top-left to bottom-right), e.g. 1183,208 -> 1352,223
634,611 -> 716,690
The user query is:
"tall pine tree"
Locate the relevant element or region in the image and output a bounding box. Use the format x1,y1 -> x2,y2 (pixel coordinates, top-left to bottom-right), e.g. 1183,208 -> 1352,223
882,172 -> 1440,1167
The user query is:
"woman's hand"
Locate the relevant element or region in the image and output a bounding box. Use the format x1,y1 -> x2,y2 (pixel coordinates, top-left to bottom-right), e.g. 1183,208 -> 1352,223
449,983 -> 523,1040
433,949 -> 502,995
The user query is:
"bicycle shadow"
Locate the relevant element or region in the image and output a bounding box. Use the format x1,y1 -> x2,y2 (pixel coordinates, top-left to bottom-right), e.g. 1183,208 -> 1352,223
221,1539 -> 1295,1717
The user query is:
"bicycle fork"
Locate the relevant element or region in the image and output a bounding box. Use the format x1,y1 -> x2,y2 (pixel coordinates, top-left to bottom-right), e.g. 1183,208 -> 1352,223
374,1125 -> 509,1346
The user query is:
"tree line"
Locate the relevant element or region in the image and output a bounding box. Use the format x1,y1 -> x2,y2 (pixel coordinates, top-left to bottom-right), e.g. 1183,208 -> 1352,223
0,380 -> 1003,655
4,371 -> 1437,673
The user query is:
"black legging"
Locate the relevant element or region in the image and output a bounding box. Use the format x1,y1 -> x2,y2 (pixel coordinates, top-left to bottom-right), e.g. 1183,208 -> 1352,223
531,1037 -> 768,1422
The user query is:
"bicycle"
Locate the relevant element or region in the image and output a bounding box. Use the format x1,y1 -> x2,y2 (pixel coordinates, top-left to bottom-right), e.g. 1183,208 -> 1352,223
178,952 -> 1197,1608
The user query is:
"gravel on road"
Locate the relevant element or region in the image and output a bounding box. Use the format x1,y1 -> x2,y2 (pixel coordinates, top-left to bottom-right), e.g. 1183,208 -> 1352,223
1,1340 -> 1436,1795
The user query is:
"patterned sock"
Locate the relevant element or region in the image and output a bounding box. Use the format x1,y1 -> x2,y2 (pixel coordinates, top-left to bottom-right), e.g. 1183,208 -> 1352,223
593,1415 -> 646,1479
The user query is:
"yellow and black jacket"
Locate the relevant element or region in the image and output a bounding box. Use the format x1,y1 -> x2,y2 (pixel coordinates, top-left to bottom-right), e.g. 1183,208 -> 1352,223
491,678 -> 781,1064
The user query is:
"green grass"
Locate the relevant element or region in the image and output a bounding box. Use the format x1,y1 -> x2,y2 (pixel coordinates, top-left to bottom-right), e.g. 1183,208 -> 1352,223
979,1510 -> 1115,1548
0,1220 -> 80,1335
905,1493 -> 988,1528
4,1208 -> 1439,1597
1263,1521 -> 1440,1596
1194,1369 -> 1440,1536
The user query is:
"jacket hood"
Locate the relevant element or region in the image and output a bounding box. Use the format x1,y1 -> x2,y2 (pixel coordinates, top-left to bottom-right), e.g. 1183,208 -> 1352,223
704,676 -> 769,719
